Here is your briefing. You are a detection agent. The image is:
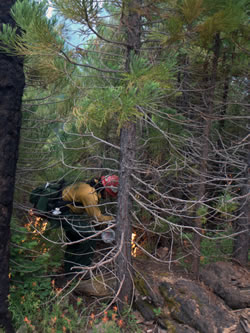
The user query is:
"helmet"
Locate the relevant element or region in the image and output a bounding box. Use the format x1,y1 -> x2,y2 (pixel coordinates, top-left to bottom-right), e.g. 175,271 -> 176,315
101,175 -> 119,197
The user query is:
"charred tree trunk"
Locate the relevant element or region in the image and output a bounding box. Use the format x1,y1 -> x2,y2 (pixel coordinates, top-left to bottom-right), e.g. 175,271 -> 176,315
0,1 -> 25,331
115,0 -> 141,311
233,151 -> 250,265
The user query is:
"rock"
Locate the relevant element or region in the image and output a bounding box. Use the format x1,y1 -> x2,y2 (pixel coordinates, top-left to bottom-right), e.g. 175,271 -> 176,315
157,318 -> 199,333
134,296 -> 157,321
200,262 -> 250,309
133,259 -> 250,333
173,324 -> 199,333
134,274 -> 164,307
159,279 -> 238,333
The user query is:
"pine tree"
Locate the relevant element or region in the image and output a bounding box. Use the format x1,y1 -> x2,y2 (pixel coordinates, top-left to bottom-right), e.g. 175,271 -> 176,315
0,2 -> 248,325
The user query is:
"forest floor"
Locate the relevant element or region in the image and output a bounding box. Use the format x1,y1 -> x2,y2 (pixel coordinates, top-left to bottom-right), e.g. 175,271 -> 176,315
76,255 -> 250,333
133,257 -> 250,332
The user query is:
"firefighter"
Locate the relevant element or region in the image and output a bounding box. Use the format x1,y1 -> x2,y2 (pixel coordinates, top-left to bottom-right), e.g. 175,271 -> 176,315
61,175 -> 119,275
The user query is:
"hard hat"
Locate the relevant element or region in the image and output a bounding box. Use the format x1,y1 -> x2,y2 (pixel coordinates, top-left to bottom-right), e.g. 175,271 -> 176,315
101,175 -> 119,197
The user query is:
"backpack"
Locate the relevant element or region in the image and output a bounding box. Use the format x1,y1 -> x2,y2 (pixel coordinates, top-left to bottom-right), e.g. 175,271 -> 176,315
30,179 -> 71,217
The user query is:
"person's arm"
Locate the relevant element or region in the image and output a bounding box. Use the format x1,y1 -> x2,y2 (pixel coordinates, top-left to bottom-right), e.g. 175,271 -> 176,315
81,191 -> 113,222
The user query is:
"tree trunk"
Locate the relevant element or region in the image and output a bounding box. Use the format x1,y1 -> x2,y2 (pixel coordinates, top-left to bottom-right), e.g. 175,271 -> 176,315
0,1 -> 25,331
116,122 -> 136,309
115,0 -> 141,311
192,34 -> 220,278
233,151 -> 250,265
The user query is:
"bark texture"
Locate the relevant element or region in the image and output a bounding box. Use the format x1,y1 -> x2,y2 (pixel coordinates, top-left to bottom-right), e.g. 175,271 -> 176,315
0,1 -> 25,331
116,122 -> 136,309
115,0 -> 141,311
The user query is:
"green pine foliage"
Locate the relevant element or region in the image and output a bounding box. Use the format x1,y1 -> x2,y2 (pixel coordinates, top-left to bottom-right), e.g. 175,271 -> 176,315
0,0 -> 73,86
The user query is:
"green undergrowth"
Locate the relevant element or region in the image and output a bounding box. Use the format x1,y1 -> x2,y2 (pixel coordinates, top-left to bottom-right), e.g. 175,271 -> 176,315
177,231 -> 234,270
8,217 -> 143,332
9,287 -> 142,333
200,235 -> 234,265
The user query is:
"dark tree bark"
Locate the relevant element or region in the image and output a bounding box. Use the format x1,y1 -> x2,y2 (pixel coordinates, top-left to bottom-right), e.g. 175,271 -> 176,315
0,1 -> 25,331
192,34 -> 221,278
116,122 -> 137,309
115,0 -> 141,311
233,151 -> 250,265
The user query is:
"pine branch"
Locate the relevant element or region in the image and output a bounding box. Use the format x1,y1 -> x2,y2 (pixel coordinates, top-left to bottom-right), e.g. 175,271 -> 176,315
59,49 -> 124,74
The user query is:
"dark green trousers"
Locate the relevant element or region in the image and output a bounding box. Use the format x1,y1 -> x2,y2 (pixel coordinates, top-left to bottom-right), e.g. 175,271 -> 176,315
64,228 -> 96,273
50,214 -> 97,273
